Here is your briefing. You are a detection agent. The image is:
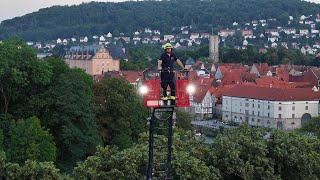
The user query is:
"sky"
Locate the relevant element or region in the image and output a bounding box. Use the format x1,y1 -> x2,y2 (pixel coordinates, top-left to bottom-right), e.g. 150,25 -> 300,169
0,0 -> 127,22
0,0 -> 319,22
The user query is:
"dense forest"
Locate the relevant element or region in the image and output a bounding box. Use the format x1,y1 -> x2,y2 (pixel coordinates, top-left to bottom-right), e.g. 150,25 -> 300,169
1,0 -> 320,41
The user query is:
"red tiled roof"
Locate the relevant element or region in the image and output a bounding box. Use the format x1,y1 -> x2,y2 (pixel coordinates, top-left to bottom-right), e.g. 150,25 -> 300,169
192,77 -> 214,103
288,82 -> 314,88
253,63 -> 270,76
193,85 -> 209,103
188,70 -> 199,81
223,84 -> 320,101
209,85 -> 236,103
221,72 -> 242,85
217,64 -> 245,73
192,77 -> 214,86
289,68 -> 318,86
218,68 -> 247,85
241,72 -> 258,82
255,76 -> 290,88
121,71 -> 143,83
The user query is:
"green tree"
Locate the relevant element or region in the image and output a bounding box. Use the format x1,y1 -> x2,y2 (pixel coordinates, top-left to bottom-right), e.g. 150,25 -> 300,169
73,131 -> 220,180
6,117 -> 56,164
299,116 -> 320,137
208,125 -> 276,179
1,0 -> 320,41
173,151 -> 220,180
94,78 -> 147,148
42,70 -> 102,172
73,145 -> 147,179
0,156 -> 63,180
0,38 -> 53,118
175,110 -> 193,131
268,130 -> 320,179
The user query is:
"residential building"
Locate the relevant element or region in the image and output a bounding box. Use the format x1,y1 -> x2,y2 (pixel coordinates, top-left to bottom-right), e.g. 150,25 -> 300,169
222,85 -> 320,130
190,33 -> 200,40
242,29 -> 253,38
300,29 -> 309,36
190,78 -> 214,119
219,29 -> 236,38
164,35 -> 175,41
64,45 -> 120,76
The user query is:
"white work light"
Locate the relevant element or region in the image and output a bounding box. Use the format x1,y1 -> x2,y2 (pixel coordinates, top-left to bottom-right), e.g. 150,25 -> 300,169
139,85 -> 148,95
186,84 -> 196,95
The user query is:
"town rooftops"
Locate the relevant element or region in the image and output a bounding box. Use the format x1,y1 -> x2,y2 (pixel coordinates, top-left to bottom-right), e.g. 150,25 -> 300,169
223,84 -> 320,101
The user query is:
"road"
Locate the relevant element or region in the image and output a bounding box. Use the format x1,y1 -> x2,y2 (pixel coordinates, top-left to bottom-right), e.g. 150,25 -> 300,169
191,120 -> 237,129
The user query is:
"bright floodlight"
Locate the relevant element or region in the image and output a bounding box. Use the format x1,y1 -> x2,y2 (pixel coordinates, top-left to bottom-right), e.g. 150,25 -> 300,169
139,85 -> 148,95
186,84 -> 196,95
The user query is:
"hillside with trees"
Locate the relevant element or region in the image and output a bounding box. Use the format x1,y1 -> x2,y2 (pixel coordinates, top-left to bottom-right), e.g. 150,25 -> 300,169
1,0 -> 320,41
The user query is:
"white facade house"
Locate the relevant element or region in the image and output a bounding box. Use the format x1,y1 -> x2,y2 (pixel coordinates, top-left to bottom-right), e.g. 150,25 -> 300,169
282,28 -> 296,35
99,35 -> 106,42
190,90 -> 213,120
190,33 -> 200,40
222,85 -> 320,130
106,32 -> 113,38
56,38 -> 62,44
164,35 -> 175,41
300,29 -> 309,36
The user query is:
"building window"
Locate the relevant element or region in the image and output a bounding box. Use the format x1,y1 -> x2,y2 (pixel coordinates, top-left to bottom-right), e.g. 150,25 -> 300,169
252,111 -> 254,115
292,106 -> 295,111
268,105 -> 270,110
258,104 -> 260,109
258,111 -> 260,117
278,106 -> 282,111
257,119 -> 260,122
306,106 -> 309,110
240,117 -> 242,120
245,110 -> 249,115
245,103 -> 249,107
234,116 -> 237,119
267,120 -> 270,124
240,102 -> 242,106
252,104 -> 254,108
226,115 -> 228,118
292,114 -> 295,118
268,113 -> 270,117
240,109 -> 242,112
252,118 -> 255,122
278,114 -> 282,118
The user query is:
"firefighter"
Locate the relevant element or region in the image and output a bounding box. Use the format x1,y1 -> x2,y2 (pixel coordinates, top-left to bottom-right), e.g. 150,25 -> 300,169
157,43 -> 185,100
